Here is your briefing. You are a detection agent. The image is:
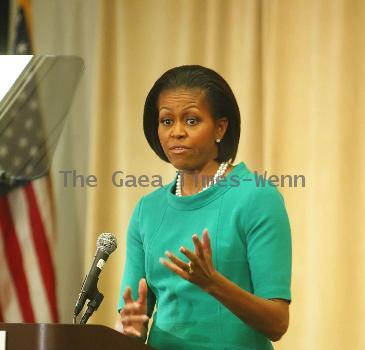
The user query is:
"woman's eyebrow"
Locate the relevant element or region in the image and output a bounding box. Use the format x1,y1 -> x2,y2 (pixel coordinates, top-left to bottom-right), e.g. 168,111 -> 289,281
159,103 -> 200,111
181,104 -> 200,112
159,106 -> 172,112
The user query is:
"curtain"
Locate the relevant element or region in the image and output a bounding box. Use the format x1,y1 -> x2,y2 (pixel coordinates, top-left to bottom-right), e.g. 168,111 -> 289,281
33,0 -> 365,348
32,0 -> 99,322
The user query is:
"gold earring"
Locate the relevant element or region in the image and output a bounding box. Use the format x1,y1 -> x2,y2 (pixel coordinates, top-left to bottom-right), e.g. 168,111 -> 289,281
216,138 -> 221,143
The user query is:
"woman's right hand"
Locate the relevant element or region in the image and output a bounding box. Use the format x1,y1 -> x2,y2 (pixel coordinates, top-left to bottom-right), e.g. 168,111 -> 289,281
118,278 -> 149,339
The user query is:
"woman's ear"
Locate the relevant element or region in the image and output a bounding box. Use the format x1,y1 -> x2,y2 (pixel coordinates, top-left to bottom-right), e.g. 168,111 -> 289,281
216,117 -> 228,139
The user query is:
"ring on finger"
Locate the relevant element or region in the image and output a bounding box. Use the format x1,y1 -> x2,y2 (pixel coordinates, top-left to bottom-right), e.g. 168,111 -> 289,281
188,261 -> 193,274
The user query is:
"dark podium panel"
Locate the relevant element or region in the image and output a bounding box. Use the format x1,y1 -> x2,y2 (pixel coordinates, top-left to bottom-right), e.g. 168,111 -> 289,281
0,323 -> 155,350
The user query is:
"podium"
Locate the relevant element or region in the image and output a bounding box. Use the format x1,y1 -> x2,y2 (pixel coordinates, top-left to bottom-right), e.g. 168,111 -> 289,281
0,323 -> 155,350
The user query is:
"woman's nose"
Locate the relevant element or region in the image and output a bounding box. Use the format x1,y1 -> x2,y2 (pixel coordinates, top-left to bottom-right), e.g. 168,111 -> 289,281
171,121 -> 186,137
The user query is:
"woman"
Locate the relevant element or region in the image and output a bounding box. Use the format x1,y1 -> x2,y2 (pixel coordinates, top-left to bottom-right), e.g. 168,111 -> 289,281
117,65 -> 292,350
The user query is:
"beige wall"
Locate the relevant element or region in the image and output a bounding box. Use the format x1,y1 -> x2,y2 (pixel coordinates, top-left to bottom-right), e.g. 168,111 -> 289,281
33,1 -> 365,349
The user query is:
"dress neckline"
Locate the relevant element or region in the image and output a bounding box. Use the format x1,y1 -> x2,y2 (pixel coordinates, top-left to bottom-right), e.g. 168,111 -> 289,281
166,162 -> 249,210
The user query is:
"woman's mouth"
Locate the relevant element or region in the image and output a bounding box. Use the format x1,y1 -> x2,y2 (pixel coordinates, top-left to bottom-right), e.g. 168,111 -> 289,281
170,148 -> 189,154
169,146 -> 190,154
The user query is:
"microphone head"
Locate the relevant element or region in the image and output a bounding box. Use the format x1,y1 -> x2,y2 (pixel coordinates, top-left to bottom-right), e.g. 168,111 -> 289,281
97,232 -> 117,255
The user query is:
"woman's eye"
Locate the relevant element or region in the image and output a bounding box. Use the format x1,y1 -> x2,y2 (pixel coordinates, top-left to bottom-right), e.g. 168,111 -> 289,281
160,118 -> 172,126
186,118 -> 198,126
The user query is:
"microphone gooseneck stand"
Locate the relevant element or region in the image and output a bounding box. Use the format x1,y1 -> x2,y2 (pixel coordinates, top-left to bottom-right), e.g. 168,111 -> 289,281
73,291 -> 104,325
79,291 -> 104,324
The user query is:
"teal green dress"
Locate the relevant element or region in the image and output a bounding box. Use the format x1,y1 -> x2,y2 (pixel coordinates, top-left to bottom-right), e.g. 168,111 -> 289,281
118,162 -> 292,349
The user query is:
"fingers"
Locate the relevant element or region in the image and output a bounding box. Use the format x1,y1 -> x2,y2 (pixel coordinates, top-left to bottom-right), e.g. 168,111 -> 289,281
164,250 -> 189,271
123,279 -> 147,306
192,229 -> 212,265
202,228 -> 211,250
160,229 -> 216,288
138,278 -> 147,305
121,301 -> 143,313
192,234 -> 204,258
159,257 -> 188,279
119,299 -> 149,338
116,317 -> 141,338
123,286 -> 134,305
124,328 -> 142,338
122,286 -> 134,317
179,246 -> 199,265
178,230 -> 212,269
160,228 -> 213,265
120,282 -> 150,340
120,314 -> 149,325
202,229 -> 213,264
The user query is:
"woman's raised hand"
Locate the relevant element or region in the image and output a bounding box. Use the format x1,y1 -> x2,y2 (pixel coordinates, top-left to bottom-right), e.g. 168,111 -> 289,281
118,278 -> 149,339
159,228 -> 217,292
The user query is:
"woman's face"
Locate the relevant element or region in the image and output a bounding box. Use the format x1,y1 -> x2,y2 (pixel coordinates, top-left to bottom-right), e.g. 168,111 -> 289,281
157,87 -> 227,171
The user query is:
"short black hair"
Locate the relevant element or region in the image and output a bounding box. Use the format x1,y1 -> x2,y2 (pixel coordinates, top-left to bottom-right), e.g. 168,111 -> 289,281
143,65 -> 241,163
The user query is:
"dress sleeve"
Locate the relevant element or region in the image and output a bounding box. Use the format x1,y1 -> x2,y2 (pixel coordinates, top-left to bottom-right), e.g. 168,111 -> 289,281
244,186 -> 292,302
117,197 -> 156,317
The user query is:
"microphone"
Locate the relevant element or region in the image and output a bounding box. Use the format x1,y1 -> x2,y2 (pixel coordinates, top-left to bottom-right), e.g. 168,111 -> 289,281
73,232 -> 117,320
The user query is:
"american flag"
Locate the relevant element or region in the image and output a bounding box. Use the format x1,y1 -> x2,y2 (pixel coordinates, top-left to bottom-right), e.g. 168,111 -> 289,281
0,0 -> 59,322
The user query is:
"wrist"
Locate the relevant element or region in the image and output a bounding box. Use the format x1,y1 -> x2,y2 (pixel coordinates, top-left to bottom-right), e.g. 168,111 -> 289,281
205,270 -> 222,295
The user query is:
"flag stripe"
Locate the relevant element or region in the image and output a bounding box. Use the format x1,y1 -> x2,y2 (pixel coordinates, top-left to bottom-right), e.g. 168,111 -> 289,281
25,183 -> 59,322
8,187 -> 51,322
32,177 -> 55,244
0,226 -> 23,322
0,196 -> 35,322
